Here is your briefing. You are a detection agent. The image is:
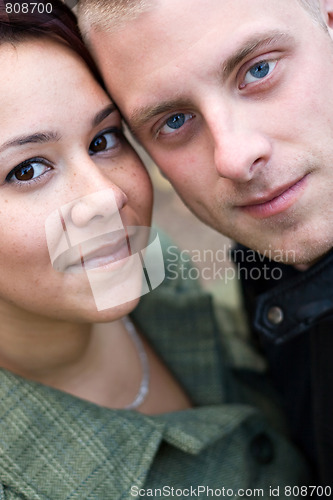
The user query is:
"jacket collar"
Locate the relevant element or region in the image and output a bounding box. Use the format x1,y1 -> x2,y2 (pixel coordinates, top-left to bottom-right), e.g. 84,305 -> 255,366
0,369 -> 256,499
253,249 -> 333,344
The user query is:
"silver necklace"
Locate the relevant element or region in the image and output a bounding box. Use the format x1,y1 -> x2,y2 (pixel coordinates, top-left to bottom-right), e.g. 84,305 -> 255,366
122,316 -> 150,410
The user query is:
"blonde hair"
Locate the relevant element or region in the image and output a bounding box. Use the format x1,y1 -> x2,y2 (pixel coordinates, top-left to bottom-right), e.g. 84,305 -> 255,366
298,0 -> 326,23
78,0 -> 152,37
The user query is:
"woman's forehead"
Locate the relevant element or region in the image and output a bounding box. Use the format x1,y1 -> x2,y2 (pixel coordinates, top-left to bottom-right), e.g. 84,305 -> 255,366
0,39 -> 113,146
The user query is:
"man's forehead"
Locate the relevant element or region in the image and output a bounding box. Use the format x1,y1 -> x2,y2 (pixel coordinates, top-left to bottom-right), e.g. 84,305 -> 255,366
94,0 -> 312,55
88,0 -> 326,126
84,0 -> 321,44
92,1 -> 303,81
94,0 -> 292,59
118,0 -> 309,23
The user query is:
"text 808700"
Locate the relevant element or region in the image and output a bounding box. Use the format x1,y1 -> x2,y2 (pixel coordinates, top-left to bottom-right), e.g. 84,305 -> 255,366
5,3 -> 52,14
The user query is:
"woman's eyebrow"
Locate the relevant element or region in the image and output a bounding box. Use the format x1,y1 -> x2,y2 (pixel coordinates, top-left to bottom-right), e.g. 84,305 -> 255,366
0,131 -> 61,154
0,105 -> 117,154
92,104 -> 117,127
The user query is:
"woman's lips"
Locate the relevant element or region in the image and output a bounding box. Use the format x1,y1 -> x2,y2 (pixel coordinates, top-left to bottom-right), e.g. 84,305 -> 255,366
62,234 -> 132,273
80,239 -> 131,271
238,175 -> 308,218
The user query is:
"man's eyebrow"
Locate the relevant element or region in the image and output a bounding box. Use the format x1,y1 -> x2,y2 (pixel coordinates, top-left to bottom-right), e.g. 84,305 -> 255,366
0,131 -> 61,154
220,31 -> 294,82
129,31 -> 294,132
129,99 -> 193,134
92,104 -> 117,127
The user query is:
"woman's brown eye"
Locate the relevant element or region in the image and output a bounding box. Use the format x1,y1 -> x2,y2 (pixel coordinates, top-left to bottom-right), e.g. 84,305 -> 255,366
6,161 -> 49,184
15,165 -> 34,181
91,135 -> 107,152
89,130 -> 121,155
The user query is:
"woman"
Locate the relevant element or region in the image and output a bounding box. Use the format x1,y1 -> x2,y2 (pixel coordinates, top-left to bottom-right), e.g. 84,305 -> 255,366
0,1 -> 309,498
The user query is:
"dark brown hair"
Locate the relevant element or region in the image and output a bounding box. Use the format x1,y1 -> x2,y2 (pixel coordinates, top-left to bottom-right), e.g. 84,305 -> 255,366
0,0 -> 103,85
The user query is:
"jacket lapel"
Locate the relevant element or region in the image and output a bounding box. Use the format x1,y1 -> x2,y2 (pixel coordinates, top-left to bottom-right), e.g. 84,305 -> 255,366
0,370 -> 164,499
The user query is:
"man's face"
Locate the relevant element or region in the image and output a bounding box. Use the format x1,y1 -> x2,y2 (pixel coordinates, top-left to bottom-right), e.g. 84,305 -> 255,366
88,0 -> 333,264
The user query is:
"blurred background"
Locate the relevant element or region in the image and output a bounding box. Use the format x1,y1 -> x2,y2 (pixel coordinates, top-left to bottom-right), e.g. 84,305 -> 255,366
134,144 -> 242,311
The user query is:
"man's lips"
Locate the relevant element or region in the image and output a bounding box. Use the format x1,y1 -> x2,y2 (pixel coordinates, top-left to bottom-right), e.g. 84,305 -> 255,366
239,176 -> 306,206
237,175 -> 308,218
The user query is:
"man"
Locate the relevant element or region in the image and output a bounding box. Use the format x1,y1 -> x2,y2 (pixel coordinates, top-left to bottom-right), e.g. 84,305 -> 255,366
77,0 -> 333,483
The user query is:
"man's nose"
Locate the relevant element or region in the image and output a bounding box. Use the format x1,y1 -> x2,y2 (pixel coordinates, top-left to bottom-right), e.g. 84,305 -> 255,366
209,111 -> 272,182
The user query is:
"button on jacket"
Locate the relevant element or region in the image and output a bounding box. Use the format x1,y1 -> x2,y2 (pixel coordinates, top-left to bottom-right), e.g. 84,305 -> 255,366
0,240 -> 309,499
234,245 -> 333,485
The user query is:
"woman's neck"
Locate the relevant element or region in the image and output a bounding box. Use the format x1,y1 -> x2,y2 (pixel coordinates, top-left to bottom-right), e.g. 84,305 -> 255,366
0,301 -> 193,414
0,300 -> 148,409
0,302 -> 93,380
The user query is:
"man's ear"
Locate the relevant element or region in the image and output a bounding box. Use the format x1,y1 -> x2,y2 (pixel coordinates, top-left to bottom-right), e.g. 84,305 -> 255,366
320,0 -> 333,29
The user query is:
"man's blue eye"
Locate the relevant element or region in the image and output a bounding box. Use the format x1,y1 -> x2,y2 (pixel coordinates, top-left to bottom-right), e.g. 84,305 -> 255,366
243,60 -> 277,86
166,113 -> 186,130
250,62 -> 270,79
159,112 -> 194,135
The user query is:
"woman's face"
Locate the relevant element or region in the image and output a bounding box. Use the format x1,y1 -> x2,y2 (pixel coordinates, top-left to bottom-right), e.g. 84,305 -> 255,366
0,38 -> 153,322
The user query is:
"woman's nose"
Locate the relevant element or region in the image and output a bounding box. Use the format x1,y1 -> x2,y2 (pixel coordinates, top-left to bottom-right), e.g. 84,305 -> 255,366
62,187 -> 127,248
70,186 -> 127,228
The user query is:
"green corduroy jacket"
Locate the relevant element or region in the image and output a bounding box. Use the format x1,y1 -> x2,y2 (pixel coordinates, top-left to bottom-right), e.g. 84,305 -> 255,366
0,237 -> 309,499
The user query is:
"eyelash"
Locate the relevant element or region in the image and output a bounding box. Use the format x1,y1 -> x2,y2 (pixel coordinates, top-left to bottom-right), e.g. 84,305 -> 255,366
88,127 -> 124,156
154,112 -> 195,140
239,55 -> 280,90
6,158 -> 52,187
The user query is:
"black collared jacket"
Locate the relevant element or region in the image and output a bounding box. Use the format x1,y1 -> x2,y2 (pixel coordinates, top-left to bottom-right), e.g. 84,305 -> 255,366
233,246 -> 333,485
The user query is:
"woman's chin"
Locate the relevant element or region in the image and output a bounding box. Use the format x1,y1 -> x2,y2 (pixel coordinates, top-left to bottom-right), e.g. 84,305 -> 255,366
64,296 -> 141,324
